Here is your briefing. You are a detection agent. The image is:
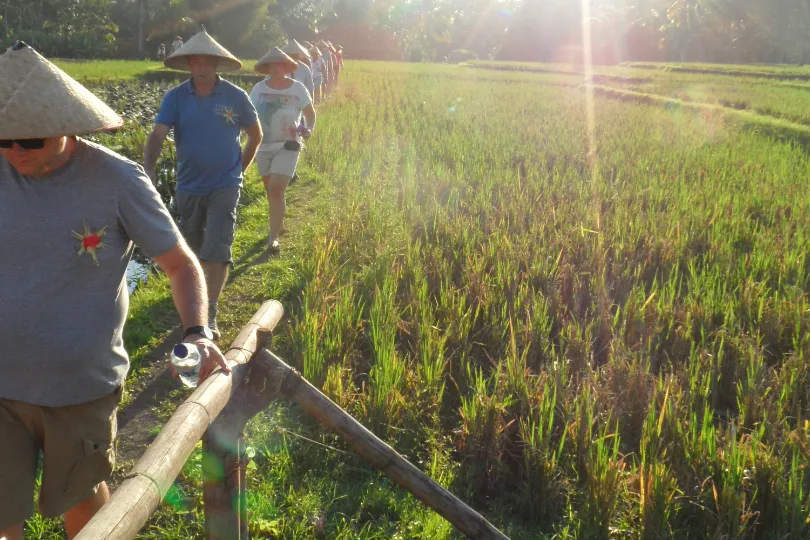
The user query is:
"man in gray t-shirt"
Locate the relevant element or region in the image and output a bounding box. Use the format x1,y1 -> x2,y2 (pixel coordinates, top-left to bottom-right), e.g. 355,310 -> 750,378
0,42 -> 227,538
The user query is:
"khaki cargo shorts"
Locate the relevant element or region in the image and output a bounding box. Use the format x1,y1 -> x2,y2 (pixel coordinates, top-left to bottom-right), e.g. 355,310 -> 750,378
175,186 -> 241,264
0,386 -> 122,528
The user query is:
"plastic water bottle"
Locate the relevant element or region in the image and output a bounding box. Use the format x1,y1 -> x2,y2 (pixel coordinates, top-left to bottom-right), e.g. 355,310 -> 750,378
171,343 -> 201,388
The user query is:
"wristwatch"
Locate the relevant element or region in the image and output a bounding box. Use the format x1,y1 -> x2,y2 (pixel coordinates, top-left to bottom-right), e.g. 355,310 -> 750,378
183,325 -> 214,340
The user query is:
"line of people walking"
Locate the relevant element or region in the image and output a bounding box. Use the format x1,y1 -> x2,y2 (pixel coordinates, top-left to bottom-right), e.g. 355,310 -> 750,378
0,29 -> 343,538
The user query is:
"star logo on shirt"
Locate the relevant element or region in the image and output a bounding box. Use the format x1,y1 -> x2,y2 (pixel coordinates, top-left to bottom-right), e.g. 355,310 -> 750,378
216,106 -> 240,125
72,221 -> 108,265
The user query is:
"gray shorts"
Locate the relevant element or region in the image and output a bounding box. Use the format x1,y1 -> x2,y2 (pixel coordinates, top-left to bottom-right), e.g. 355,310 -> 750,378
255,147 -> 300,178
175,186 -> 240,263
0,387 -> 122,527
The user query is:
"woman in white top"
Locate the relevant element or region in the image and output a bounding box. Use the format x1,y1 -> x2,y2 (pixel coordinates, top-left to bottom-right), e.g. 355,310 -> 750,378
250,47 -> 316,253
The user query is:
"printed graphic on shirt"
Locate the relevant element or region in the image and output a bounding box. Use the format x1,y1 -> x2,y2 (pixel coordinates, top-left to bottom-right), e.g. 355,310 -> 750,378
215,105 -> 240,125
71,221 -> 108,265
254,93 -> 304,143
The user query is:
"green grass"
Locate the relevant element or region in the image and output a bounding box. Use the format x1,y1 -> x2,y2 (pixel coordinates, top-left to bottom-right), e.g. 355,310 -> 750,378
605,75 -> 810,126
25,61 -> 810,538
621,61 -> 810,80
54,58 -> 264,83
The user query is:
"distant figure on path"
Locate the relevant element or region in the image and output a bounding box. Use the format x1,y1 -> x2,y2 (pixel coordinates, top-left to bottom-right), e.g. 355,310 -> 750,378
320,41 -> 337,94
316,40 -> 331,97
282,40 -> 314,98
145,30 -> 262,339
333,44 -> 344,87
157,43 -> 166,61
171,36 -> 183,54
0,41 -> 227,540
250,47 -> 316,253
309,46 -> 324,102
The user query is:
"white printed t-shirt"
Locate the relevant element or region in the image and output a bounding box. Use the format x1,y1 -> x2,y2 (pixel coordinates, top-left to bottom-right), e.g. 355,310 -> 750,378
249,79 -> 312,147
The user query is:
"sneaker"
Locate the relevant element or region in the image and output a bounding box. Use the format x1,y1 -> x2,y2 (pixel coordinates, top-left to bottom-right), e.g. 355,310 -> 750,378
268,239 -> 281,254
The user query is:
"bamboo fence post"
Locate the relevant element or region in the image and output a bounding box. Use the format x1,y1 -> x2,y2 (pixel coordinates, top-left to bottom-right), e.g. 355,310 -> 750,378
76,300 -> 284,540
252,339 -> 511,540
203,330 -> 277,540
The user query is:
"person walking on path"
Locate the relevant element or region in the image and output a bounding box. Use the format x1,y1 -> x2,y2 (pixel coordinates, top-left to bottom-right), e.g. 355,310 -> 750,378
171,36 -> 183,54
319,41 -> 337,95
282,40 -> 314,98
157,43 -> 166,61
309,46 -> 324,102
316,40 -> 331,97
144,30 -> 262,339
249,48 -> 316,254
0,41 -> 227,540
334,44 -> 344,86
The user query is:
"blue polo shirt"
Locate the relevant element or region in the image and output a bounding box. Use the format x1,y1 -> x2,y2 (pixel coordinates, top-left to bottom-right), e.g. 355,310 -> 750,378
155,77 -> 258,195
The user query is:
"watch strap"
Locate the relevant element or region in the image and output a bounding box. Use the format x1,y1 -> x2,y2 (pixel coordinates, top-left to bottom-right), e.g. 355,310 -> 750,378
183,325 -> 211,339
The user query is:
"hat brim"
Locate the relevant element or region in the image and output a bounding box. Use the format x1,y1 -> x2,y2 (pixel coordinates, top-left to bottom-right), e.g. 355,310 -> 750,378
163,54 -> 242,73
254,59 -> 298,74
0,44 -> 123,139
162,31 -> 243,72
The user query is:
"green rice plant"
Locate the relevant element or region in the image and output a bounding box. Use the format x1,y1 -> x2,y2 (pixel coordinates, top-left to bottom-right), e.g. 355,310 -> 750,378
777,445 -> 810,538
519,380 -> 567,523
366,271 -> 406,431
457,363 -> 515,498
637,382 -> 680,539
580,414 -> 625,539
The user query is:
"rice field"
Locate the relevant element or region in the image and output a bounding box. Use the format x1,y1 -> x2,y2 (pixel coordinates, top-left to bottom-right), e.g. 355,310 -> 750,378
36,61 -> 810,539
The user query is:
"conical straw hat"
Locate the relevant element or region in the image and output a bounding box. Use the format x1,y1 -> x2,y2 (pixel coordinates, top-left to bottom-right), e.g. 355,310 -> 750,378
0,42 -> 122,139
255,47 -> 297,74
309,46 -> 321,57
282,40 -> 310,59
163,29 -> 242,72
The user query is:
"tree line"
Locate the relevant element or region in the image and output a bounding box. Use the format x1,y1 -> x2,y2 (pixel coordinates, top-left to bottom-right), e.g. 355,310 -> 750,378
1,0 -> 809,65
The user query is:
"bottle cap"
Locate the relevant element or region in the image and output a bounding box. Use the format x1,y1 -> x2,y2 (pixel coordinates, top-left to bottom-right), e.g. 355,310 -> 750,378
173,343 -> 189,358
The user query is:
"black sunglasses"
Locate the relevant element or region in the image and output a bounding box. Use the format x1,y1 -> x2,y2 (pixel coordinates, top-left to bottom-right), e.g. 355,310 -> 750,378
0,139 -> 46,150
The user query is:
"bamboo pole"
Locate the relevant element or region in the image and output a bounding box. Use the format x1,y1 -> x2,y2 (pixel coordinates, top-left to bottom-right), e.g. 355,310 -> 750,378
76,300 -> 284,540
253,343 -> 511,540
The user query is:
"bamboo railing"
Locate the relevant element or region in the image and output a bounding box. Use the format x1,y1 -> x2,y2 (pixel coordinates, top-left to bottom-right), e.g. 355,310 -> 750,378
76,300 -> 510,540
76,300 -> 284,540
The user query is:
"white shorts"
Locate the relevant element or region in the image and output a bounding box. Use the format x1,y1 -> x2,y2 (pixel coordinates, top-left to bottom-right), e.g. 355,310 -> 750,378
255,146 -> 300,178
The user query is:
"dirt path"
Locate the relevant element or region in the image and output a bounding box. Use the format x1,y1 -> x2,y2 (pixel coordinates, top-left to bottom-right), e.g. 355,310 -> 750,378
111,174 -> 320,488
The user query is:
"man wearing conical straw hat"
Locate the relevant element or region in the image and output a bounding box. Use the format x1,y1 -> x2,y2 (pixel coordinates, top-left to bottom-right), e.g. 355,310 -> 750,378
0,41 -> 228,539
249,47 -> 316,253
145,29 -> 262,340
282,40 -> 314,98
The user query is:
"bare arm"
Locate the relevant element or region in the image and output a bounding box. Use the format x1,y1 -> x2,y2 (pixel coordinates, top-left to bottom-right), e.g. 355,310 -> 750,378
242,122 -> 262,172
154,241 -> 229,381
144,124 -> 170,186
302,104 -> 316,136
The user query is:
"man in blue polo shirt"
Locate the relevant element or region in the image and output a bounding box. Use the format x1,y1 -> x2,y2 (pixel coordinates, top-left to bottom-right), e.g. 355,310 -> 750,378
144,30 -> 262,339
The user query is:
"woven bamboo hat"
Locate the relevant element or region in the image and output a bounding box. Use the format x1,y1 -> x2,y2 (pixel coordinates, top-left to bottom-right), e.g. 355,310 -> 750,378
254,47 -> 298,74
282,40 -> 311,59
163,29 -> 242,72
0,42 -> 122,139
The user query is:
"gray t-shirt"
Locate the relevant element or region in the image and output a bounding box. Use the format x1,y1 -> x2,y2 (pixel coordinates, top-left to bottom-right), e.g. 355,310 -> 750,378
0,139 -> 182,406
293,61 -> 314,98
